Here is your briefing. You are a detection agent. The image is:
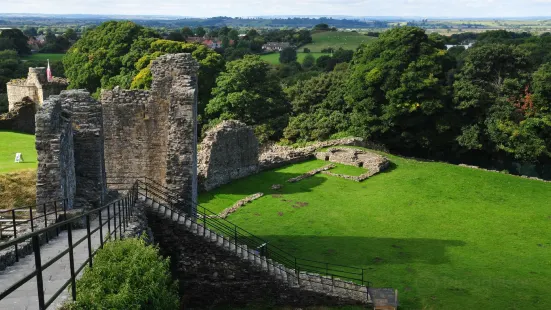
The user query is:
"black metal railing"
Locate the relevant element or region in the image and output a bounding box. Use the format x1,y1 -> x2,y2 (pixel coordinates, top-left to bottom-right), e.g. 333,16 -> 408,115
0,199 -> 70,262
138,178 -> 372,293
0,182 -> 138,310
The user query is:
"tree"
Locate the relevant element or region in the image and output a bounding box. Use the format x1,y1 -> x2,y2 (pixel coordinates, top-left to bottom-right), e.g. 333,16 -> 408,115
195,27 -> 206,37
313,23 -> 330,31
303,47 -> 310,53
181,27 -> 194,38
0,29 -> 30,55
302,53 -> 315,69
284,70 -> 351,141
23,27 -> 38,37
228,29 -> 239,41
206,55 -> 290,142
63,28 -> 78,41
63,21 -> 159,93
0,50 -> 25,92
167,31 -> 185,42
279,47 -> 297,64
453,44 -> 532,158
346,26 -> 456,155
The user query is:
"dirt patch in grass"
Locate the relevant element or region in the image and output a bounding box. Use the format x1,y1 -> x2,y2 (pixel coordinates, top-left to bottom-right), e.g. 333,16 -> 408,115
0,169 -> 36,209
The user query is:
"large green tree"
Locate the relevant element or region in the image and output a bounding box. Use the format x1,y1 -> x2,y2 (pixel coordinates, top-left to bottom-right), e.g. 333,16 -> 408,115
0,29 -> 30,55
284,69 -> 351,141
346,26 -> 456,155
63,21 -> 159,93
452,44 -> 542,160
206,55 -> 290,142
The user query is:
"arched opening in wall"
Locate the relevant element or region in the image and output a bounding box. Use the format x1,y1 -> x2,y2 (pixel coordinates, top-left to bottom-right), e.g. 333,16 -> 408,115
325,156 -> 329,161
358,162 -> 364,168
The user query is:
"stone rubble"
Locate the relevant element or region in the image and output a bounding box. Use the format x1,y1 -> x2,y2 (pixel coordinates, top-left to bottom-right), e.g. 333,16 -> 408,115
287,165 -> 335,183
218,193 -> 264,219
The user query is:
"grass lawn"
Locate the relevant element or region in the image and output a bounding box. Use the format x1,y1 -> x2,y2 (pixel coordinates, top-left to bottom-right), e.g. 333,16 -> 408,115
260,52 -> 330,65
0,131 -> 37,173
199,148 -> 551,309
22,53 -> 65,62
301,31 -> 378,52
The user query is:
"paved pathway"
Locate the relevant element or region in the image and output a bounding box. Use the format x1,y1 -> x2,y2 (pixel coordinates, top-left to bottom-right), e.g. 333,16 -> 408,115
0,208 -> 124,310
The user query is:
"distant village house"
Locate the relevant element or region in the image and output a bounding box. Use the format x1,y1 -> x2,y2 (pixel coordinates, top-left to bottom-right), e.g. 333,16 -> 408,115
262,42 -> 292,52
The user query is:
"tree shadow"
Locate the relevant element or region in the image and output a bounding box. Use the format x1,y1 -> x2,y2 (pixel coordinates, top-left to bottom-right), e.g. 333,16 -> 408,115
255,235 -> 465,267
199,164 -> 330,204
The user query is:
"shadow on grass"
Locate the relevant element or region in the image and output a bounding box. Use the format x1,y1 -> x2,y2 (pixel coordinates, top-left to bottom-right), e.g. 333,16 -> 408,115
255,235 -> 465,267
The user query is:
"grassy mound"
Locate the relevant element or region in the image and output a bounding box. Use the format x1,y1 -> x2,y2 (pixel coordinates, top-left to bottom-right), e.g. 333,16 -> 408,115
0,169 -> 36,209
301,31 -> 378,52
0,131 -> 37,173
199,148 -> 551,309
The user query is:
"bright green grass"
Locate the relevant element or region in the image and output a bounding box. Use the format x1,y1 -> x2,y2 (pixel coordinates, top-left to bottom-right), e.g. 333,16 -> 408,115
22,53 -> 65,62
199,148 -> 551,309
329,163 -> 367,176
260,52 -> 330,65
0,131 -> 37,173
301,31 -> 378,52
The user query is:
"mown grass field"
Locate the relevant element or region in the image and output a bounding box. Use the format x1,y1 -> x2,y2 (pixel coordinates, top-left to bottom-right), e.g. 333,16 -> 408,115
0,131 -> 37,173
301,31 -> 378,52
260,52 -> 330,65
199,147 -> 551,309
22,53 -> 65,62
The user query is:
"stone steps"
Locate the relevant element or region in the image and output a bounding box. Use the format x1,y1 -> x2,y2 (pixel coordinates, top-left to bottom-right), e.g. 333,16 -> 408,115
140,197 -> 372,305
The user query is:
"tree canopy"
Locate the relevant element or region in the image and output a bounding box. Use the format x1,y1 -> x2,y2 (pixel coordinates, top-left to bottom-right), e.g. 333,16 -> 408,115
206,55 -> 289,142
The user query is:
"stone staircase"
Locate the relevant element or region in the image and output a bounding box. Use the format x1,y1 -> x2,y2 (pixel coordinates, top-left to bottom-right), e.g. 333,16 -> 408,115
141,196 -> 372,305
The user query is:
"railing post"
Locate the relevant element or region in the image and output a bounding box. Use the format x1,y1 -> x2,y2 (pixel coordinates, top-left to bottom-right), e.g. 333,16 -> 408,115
86,214 -> 92,268
11,210 -> 18,262
67,224 -> 77,301
29,206 -> 34,232
54,201 -> 59,237
99,209 -> 104,249
107,202 -> 111,240
113,203 -> 117,239
203,213 -> 207,237
63,199 -> 68,231
234,226 -> 238,255
43,203 -> 49,244
118,201 -> 123,238
361,268 -> 364,286
32,235 -> 45,310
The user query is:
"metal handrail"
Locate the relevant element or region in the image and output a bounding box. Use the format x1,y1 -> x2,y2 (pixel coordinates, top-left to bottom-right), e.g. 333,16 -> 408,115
0,182 -> 139,310
137,179 -> 371,290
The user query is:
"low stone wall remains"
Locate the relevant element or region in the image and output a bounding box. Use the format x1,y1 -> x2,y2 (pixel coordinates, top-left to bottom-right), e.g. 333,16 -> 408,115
0,99 -> 36,134
218,193 -> 264,219
321,171 -> 371,182
259,137 -> 366,171
287,164 -> 335,183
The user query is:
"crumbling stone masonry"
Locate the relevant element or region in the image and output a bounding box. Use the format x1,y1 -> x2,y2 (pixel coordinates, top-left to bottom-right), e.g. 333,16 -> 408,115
198,120 -> 259,191
35,90 -> 106,211
7,67 -> 68,112
315,147 -> 390,177
0,98 -> 36,134
102,53 -> 199,214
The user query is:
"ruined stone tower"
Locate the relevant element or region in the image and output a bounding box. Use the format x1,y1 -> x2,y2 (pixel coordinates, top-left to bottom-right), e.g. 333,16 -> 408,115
101,53 -> 199,215
7,67 -> 68,111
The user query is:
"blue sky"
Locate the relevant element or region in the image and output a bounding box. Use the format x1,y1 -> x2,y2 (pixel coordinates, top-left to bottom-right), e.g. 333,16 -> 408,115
3,0 -> 551,18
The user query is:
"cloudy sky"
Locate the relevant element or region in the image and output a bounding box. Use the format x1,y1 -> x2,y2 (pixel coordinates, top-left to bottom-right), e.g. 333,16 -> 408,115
3,0 -> 551,18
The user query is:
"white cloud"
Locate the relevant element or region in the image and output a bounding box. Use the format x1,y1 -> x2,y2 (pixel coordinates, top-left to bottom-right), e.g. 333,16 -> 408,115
1,0 -> 551,17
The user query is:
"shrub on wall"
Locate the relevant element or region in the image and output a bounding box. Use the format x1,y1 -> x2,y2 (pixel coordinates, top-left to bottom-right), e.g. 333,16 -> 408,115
64,237 -> 179,310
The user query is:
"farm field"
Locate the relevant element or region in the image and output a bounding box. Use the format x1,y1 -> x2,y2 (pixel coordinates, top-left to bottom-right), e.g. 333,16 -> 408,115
199,147 -> 551,309
301,31 -> 378,52
22,53 -> 65,62
0,131 -> 37,173
260,52 -> 330,65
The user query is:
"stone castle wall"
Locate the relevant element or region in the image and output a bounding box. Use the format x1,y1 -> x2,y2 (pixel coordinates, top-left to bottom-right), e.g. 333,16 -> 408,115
35,92 -> 76,210
35,90 -> 106,211
0,98 -> 36,134
7,67 -> 68,111
198,120 -> 259,191
102,53 -> 199,214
